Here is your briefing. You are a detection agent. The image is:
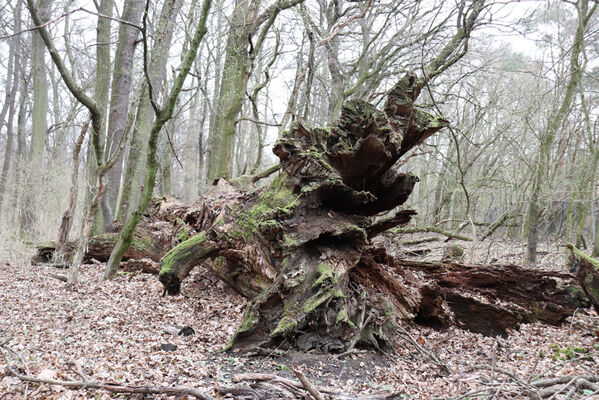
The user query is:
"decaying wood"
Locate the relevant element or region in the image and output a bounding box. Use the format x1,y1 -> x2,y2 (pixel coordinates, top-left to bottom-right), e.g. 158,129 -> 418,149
32,196 -> 202,266
395,257 -> 588,335
567,243 -> 599,313
155,72 -> 453,353
151,72 -> 591,353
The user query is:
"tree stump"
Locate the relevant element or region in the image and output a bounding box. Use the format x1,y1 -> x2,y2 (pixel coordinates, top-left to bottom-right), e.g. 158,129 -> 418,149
157,73 -> 589,352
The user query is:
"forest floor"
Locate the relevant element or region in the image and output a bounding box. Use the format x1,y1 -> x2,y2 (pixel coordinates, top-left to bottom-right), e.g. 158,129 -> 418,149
0,238 -> 598,399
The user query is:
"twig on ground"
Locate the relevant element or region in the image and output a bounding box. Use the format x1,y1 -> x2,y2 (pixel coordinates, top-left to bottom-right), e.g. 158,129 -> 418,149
292,364 -> 325,400
49,273 -> 68,282
396,326 -> 450,373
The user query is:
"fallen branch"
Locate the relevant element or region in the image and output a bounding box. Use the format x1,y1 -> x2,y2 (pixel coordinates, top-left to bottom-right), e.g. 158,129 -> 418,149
3,367 -> 214,399
251,163 -> 280,183
480,210 -> 517,241
230,373 -> 398,399
396,326 -> 449,373
400,236 -> 439,246
465,363 -> 599,399
389,226 -> 473,242
292,365 -> 325,400
49,273 -> 68,282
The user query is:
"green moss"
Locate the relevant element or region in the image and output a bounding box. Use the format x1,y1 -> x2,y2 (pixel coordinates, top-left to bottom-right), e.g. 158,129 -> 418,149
237,311 -> 259,334
176,227 -> 191,242
384,303 -> 395,318
284,271 -> 304,289
159,232 -> 207,275
312,263 -> 337,288
258,220 -> 283,232
236,175 -> 299,241
551,345 -> 588,360
131,236 -> 152,251
214,256 -> 225,266
335,308 -> 356,328
270,315 -> 298,338
283,234 -> 301,248
303,287 -> 341,313
570,243 -> 599,271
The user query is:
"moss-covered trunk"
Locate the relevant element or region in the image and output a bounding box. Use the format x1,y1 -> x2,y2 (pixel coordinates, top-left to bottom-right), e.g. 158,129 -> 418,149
568,244 -> 599,313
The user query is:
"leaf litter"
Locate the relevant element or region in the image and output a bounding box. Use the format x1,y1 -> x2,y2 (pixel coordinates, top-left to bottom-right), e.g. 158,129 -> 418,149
0,241 -> 597,399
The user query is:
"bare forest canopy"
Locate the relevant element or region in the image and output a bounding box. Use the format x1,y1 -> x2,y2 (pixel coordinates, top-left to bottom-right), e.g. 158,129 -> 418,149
0,0 -> 597,263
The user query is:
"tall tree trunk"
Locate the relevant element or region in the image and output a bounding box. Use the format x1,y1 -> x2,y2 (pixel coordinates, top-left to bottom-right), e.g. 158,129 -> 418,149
207,0 -> 304,181
117,0 -> 183,221
86,0 -> 113,235
0,0 -> 22,215
104,0 -> 213,279
12,86 -> 28,229
206,0 -> 255,181
101,0 -> 144,231
23,0 -> 53,236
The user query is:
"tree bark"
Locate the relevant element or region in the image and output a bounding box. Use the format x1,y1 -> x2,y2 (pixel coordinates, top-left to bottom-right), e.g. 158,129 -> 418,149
117,0 -> 183,221
206,0 -> 304,181
567,244 -> 599,314
101,0 -> 144,230
104,0 -> 213,280
22,0 -> 53,235
0,0 -> 22,214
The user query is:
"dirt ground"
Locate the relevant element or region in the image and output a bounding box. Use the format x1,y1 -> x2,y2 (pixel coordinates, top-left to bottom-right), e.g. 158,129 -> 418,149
0,239 -> 597,399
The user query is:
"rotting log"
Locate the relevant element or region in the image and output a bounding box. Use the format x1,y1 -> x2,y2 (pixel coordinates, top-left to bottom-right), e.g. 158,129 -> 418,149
158,72 -> 448,352
32,197 -> 198,266
567,243 -> 599,313
394,257 -> 588,335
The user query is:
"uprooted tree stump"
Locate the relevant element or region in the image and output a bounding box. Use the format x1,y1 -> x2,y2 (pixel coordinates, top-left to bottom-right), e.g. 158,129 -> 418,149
155,72 -> 588,352
34,73 -> 590,353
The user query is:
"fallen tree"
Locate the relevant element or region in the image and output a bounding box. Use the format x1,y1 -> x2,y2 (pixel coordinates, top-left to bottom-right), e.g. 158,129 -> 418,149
34,73 -> 590,353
